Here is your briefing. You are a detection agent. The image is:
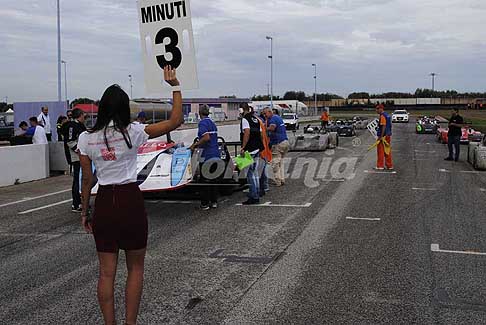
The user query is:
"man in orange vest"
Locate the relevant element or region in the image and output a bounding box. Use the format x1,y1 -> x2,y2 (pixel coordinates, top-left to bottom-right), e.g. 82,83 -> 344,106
375,104 -> 393,170
257,107 -> 272,195
320,109 -> 330,128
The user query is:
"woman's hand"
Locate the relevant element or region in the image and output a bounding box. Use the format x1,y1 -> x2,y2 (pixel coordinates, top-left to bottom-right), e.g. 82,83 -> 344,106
164,66 -> 180,87
81,216 -> 93,234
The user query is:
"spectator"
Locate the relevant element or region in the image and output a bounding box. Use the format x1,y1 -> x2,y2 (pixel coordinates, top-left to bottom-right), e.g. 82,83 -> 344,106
37,106 -> 52,141
56,115 -> 68,141
28,117 -> 48,144
320,109 -> 330,129
263,107 -> 289,186
375,104 -> 393,170
67,110 -> 73,120
189,104 -> 221,210
15,121 -> 29,136
240,103 -> 265,204
134,111 -> 147,125
445,108 -> 464,162
78,67 -> 183,325
65,109 -> 87,212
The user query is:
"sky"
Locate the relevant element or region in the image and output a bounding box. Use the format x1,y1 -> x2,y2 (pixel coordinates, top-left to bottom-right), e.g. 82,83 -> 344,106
0,0 -> 485,103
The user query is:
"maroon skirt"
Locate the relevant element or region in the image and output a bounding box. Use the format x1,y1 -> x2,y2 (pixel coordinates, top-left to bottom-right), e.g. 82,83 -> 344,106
92,183 -> 148,253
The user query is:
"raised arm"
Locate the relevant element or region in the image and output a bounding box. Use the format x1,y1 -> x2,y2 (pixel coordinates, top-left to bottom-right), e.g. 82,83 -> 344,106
144,66 -> 184,139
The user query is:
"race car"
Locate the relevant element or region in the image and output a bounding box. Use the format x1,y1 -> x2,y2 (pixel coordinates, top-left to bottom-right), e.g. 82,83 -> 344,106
86,135 -> 241,196
416,116 -> 439,134
437,127 -> 483,144
289,126 -> 338,151
326,120 -> 356,137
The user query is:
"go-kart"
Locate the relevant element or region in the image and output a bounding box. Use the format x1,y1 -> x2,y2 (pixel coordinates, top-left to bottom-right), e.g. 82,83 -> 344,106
416,116 -> 439,134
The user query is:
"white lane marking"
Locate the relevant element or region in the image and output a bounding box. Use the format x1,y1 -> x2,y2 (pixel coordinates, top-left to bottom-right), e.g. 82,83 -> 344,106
364,170 -> 397,174
415,150 -> 436,153
480,188 -> 486,192
346,217 -> 381,221
18,199 -> 72,215
235,202 -> 312,208
431,244 -> 486,256
0,189 -> 70,208
412,187 -> 437,191
438,169 -> 450,173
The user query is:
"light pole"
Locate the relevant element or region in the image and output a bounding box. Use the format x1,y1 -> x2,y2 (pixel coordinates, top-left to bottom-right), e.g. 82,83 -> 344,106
430,73 -> 436,92
61,60 -> 68,102
312,64 -> 317,116
57,0 -> 62,102
266,36 -> 273,110
128,74 -> 133,98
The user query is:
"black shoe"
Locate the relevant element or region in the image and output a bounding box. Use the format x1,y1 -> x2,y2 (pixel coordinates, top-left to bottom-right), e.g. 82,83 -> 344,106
71,205 -> 82,213
444,157 -> 453,161
242,198 -> 260,205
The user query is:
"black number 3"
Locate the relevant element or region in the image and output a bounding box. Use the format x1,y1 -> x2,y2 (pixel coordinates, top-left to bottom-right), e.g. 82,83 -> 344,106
155,27 -> 182,70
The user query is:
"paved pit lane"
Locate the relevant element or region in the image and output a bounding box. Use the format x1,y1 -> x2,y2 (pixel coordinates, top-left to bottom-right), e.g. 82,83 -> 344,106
1,124 -> 486,324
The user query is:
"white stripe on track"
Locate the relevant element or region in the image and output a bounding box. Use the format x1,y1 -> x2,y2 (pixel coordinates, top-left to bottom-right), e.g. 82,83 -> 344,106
18,199 -> 72,215
346,217 -> 381,221
0,189 -> 70,208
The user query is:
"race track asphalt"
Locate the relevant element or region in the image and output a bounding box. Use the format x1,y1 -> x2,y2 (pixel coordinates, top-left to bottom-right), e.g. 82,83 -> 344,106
1,123 -> 486,324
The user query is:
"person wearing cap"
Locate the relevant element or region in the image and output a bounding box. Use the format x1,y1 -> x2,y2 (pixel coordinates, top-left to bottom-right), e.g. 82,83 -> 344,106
190,105 -> 221,210
375,104 -> 393,170
134,111 -> 147,125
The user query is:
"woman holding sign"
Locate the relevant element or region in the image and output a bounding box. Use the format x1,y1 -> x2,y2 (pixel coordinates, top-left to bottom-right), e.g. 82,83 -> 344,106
78,67 -> 183,325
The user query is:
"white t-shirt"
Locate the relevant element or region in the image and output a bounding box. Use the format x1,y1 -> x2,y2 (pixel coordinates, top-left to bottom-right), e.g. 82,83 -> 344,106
78,123 -> 150,186
32,126 -> 48,144
37,113 -> 52,134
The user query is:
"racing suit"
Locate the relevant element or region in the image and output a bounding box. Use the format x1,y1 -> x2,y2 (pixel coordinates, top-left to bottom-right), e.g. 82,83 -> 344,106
377,112 -> 393,169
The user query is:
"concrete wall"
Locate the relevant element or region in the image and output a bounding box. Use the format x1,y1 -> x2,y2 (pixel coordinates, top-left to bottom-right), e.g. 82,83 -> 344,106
49,142 -> 70,172
0,144 -> 49,187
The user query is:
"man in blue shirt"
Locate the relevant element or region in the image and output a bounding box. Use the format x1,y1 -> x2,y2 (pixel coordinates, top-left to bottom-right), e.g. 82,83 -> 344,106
263,107 -> 290,186
190,105 -> 222,210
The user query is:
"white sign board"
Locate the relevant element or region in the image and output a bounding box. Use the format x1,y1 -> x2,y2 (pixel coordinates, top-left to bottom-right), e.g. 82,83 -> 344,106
367,118 -> 379,140
137,0 -> 198,94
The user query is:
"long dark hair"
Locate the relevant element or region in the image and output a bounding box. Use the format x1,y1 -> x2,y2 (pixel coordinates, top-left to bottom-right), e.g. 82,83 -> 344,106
90,84 -> 132,150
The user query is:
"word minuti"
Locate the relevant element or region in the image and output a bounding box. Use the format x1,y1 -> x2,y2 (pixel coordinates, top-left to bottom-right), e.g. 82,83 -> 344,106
141,1 -> 188,24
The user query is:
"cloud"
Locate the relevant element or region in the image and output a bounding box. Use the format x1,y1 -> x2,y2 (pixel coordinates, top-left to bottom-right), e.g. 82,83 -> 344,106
1,0 -> 486,103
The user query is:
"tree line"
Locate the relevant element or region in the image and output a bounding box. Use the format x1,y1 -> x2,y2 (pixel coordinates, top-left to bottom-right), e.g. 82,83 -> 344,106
348,89 -> 486,99
252,91 -> 344,102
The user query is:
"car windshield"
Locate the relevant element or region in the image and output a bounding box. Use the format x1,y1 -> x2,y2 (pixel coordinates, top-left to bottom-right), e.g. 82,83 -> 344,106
282,114 -> 295,119
394,111 -> 407,114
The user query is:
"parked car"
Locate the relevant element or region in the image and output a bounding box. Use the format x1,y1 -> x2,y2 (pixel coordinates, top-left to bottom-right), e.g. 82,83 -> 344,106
392,110 -> 409,123
282,113 -> 299,130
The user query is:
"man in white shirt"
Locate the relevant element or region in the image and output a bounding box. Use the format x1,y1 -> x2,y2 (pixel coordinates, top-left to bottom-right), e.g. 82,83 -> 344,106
37,106 -> 52,141
29,117 -> 48,144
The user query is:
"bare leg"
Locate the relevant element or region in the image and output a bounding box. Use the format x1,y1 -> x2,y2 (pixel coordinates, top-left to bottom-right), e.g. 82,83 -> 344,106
125,248 -> 146,325
97,252 -> 119,325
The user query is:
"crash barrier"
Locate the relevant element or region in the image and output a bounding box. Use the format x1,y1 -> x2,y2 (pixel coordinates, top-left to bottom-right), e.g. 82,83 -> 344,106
49,142 -> 70,172
468,141 -> 486,170
0,144 -> 49,187
367,119 -> 379,139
